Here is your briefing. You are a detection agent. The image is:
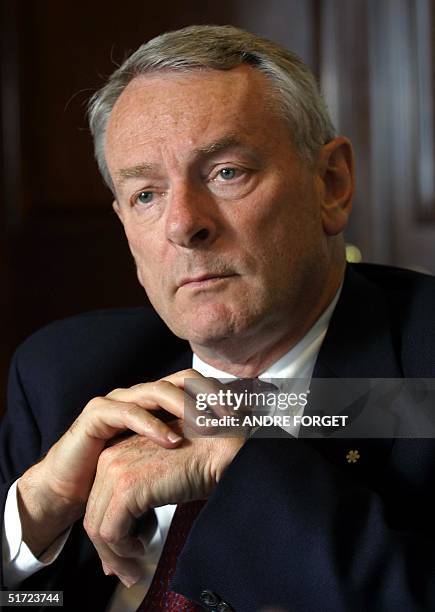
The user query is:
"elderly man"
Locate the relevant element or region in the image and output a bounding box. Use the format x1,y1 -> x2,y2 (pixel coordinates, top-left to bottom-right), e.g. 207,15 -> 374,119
1,25 -> 435,612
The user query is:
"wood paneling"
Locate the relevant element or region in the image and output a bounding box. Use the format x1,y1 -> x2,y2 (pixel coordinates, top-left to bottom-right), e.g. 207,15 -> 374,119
320,0 -> 435,273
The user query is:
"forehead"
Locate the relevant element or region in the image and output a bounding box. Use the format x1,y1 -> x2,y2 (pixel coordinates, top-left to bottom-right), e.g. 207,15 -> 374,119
105,66 -> 290,167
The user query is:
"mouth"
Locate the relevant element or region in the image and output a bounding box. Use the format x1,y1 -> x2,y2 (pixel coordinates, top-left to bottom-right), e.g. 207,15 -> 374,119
179,273 -> 237,289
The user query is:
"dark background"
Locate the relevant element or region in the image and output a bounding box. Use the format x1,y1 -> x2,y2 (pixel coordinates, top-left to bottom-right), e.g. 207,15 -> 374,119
1,0 -> 434,415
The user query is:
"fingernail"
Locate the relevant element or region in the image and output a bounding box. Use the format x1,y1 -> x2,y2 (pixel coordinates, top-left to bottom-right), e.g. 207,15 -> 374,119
167,432 -> 183,443
119,575 -> 138,588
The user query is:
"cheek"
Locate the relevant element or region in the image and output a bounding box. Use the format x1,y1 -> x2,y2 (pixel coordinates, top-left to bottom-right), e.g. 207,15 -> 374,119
124,221 -> 158,263
122,225 -> 163,289
240,186 -> 323,275
231,186 -> 298,255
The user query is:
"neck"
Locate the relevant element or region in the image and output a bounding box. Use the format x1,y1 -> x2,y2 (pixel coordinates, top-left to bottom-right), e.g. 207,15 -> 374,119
190,264 -> 344,377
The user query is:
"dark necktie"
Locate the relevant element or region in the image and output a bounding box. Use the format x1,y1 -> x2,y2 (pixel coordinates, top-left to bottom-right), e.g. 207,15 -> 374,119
136,500 -> 205,611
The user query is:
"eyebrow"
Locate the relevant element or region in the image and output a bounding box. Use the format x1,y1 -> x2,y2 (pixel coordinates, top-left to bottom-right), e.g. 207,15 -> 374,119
118,162 -> 156,185
193,134 -> 243,156
116,135 -> 249,186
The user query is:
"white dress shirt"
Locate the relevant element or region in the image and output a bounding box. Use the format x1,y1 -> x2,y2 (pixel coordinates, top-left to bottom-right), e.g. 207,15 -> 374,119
2,287 -> 340,611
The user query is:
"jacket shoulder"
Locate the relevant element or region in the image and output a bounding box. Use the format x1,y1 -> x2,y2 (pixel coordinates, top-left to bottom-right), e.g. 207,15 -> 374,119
11,307 -> 190,428
351,263 -> 435,375
351,262 -> 435,318
353,262 -> 435,293
16,306 -> 166,353
14,306 -> 176,371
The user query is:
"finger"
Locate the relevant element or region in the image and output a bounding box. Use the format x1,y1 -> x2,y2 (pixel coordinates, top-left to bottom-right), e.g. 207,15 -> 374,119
107,375 -> 225,437
99,493 -> 146,560
105,368 -> 203,400
84,458 -> 115,553
161,368 -> 207,387
107,376 -> 199,416
182,378 -> 255,438
108,380 -> 200,428
162,375 -> 240,435
102,562 -> 114,576
84,463 -> 144,587
107,369 -> 211,407
90,533 -> 143,587
81,398 -> 183,447
164,372 -> 242,419
108,369 -> 221,414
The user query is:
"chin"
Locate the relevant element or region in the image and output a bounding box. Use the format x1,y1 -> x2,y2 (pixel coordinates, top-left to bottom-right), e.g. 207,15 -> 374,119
162,305 -> 235,343
175,320 -> 235,345
157,292 -> 265,341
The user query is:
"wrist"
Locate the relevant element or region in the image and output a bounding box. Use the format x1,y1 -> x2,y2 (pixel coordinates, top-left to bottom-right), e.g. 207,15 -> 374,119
17,465 -> 85,557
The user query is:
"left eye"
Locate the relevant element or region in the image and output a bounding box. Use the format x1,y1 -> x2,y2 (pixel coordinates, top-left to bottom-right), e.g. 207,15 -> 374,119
218,168 -> 238,180
137,191 -> 154,204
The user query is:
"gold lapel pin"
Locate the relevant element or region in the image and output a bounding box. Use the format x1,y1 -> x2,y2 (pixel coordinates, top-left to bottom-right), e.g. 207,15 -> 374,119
346,450 -> 360,463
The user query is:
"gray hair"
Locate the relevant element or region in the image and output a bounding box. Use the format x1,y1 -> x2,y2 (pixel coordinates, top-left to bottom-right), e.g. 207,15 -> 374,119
88,24 -> 336,191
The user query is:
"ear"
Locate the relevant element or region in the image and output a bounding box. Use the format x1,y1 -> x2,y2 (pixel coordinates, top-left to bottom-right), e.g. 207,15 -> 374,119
317,137 -> 355,236
112,200 -> 123,224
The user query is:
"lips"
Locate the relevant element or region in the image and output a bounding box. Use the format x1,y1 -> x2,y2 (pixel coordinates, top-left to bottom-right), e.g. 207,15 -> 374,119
179,273 -> 235,288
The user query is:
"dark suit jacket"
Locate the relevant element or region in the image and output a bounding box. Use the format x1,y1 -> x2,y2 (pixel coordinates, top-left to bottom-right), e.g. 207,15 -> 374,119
1,263 -> 435,611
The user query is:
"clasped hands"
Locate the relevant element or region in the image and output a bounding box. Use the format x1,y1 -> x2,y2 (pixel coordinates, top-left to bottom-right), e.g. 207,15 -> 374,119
17,370 -> 246,588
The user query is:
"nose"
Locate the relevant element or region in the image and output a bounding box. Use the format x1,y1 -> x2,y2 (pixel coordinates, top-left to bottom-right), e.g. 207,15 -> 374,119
165,183 -> 218,248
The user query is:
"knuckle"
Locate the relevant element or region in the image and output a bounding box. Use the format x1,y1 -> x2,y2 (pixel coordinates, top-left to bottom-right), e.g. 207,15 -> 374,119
107,387 -> 125,396
107,458 -> 125,477
98,446 -> 119,468
83,396 -> 104,413
99,526 -> 116,545
151,379 -> 170,393
174,368 -> 197,380
120,403 -> 139,419
117,472 -> 136,493
110,458 -> 138,487
83,517 -> 98,540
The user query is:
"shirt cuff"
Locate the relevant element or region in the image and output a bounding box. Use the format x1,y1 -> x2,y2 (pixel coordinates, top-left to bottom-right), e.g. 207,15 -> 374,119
2,479 -> 72,587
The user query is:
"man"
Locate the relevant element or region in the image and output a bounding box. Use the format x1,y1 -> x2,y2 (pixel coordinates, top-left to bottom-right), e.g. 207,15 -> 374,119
1,24 -> 435,612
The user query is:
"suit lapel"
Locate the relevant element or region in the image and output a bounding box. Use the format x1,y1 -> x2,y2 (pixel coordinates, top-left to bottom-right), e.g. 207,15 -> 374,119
304,264 -> 401,474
